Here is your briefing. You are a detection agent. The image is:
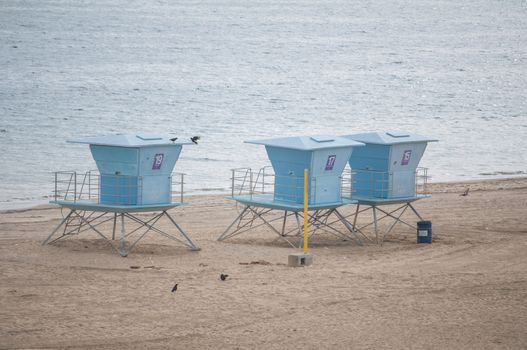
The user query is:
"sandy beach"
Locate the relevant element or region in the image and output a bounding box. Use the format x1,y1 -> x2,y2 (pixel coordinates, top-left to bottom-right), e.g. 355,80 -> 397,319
1,178 -> 526,349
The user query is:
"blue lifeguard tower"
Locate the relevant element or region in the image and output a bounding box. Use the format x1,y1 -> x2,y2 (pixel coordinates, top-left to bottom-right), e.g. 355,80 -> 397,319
342,131 -> 437,243
43,134 -> 200,256
218,135 -> 366,246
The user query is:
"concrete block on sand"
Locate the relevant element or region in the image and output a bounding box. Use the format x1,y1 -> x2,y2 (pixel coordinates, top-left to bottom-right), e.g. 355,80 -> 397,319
288,252 -> 313,267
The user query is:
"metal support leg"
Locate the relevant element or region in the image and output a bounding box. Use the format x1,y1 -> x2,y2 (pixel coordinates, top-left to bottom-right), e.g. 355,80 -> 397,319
73,211 -> 89,236
218,205 -> 250,241
219,201 -> 376,248
281,210 -> 288,236
294,212 -> 304,248
163,211 -> 201,251
42,210 -> 75,245
408,203 -> 424,221
293,212 -> 303,237
124,212 -> 163,252
119,213 -> 127,257
112,213 -> 117,240
73,212 -> 120,255
345,205 -> 372,242
46,207 -> 200,256
352,204 -> 360,230
246,207 -> 296,248
373,205 -> 418,230
372,206 -> 379,244
333,209 -> 363,246
383,205 -> 409,240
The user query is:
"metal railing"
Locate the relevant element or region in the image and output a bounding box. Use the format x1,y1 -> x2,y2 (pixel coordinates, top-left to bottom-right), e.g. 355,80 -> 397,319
53,170 -> 186,205
416,167 -> 430,194
171,173 -> 185,203
229,166 -> 431,202
351,169 -> 392,198
230,167 -> 275,197
351,167 -> 430,198
229,166 -> 354,204
273,173 -> 318,204
53,170 -> 100,203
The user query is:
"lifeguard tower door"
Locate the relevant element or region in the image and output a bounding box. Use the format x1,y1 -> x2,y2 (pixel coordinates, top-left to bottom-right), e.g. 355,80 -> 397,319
389,143 -> 427,197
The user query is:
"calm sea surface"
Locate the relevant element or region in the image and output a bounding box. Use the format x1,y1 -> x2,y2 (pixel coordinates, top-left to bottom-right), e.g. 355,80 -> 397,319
1,0 -> 526,208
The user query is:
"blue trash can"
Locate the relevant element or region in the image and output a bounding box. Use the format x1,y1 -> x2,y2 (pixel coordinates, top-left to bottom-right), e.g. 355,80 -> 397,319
417,221 -> 432,243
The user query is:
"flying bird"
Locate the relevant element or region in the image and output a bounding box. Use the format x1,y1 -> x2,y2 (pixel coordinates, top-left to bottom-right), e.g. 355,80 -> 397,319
171,283 -> 178,292
170,137 -> 178,142
220,274 -> 229,281
191,136 -> 200,144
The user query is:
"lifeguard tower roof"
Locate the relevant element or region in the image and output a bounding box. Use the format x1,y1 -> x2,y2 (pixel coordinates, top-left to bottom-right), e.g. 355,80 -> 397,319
345,131 -> 437,145
245,135 -> 363,150
69,133 -> 193,147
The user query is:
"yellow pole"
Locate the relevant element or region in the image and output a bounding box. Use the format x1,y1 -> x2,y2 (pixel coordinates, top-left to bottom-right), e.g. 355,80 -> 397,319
303,168 -> 309,254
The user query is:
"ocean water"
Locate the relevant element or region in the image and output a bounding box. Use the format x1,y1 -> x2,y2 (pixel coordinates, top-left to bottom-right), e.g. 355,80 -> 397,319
1,0 -> 526,208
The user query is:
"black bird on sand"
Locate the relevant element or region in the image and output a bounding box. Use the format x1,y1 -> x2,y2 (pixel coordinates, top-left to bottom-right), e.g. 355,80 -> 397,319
460,188 -> 470,196
171,283 -> 178,292
170,137 -> 178,142
191,136 -> 200,144
220,274 -> 229,281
